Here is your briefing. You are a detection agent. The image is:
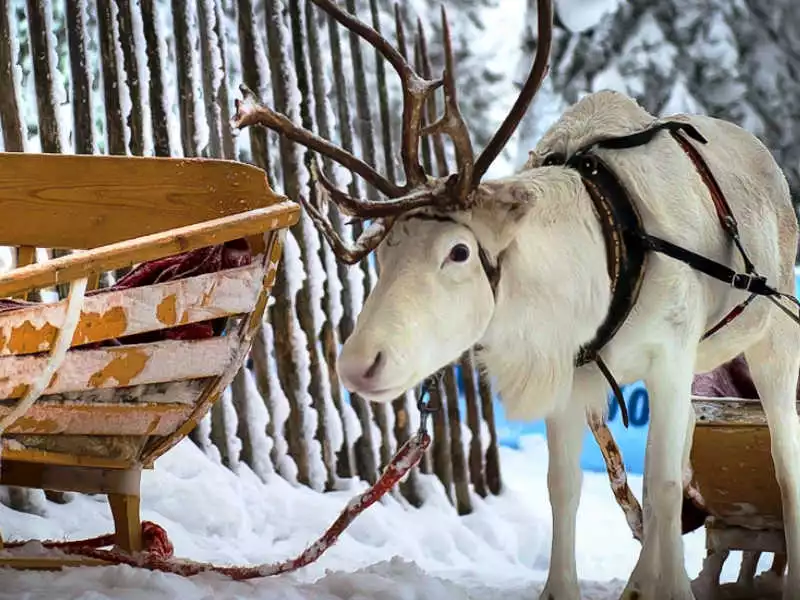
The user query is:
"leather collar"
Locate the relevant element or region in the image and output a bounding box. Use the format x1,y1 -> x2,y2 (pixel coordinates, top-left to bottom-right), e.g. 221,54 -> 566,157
565,150 -> 648,368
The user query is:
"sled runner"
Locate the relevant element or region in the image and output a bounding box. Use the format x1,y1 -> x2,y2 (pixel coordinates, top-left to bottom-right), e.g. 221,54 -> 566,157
0,151 -> 299,569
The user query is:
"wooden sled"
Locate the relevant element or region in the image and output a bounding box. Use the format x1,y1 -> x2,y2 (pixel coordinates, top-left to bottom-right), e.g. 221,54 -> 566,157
689,391 -> 797,599
0,152 -> 299,569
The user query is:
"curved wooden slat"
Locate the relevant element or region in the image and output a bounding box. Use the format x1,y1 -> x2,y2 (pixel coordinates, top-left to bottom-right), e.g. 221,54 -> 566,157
0,403 -> 193,436
5,379 -> 210,406
0,201 -> 300,298
0,263 -> 264,356
0,336 -> 238,400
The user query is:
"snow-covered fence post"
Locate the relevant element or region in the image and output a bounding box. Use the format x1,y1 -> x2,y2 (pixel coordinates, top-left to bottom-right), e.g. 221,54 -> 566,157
325,8 -> 379,486
287,0 -> 344,492
66,0 -> 94,156
230,367 -> 255,471
212,0 -> 235,161
248,329 -> 285,475
263,0 -> 329,492
197,0 -> 228,159
479,372 -> 502,495
95,0 -> 126,155
443,367 -> 471,514
303,0 -> 357,482
460,351 -> 487,498
430,377 -> 454,503
25,0 -> 62,155
139,0 -> 171,157
170,0 -> 200,157
231,0 -> 290,478
235,0 -> 272,174
115,0 -> 144,156
0,0 -> 24,153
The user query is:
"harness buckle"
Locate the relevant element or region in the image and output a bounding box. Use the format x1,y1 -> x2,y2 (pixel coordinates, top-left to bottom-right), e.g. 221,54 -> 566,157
731,272 -> 764,292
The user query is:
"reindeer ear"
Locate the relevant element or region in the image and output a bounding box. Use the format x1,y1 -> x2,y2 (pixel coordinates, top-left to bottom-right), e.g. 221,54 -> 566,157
476,181 -> 536,212
470,182 -> 534,250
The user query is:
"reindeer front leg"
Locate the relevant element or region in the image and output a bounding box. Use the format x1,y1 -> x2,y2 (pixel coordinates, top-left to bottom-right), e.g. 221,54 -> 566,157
622,346 -> 697,600
539,397 -> 586,600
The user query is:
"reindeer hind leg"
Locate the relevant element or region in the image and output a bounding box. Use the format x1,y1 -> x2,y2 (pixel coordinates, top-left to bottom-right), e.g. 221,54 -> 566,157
744,311 -> 800,600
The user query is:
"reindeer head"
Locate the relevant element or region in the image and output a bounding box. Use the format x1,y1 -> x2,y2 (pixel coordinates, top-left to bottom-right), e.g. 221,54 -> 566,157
232,0 -> 554,403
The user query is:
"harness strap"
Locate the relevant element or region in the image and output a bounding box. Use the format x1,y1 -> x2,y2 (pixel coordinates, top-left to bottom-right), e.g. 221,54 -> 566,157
667,129 -> 746,247
594,354 -> 630,428
638,233 -> 776,295
591,119 -> 709,151
666,126 -> 767,337
701,293 -> 757,341
638,231 -> 800,326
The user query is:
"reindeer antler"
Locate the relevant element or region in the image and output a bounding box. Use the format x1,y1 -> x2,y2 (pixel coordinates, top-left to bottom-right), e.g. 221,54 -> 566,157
472,0 -> 554,185
231,0 -> 554,264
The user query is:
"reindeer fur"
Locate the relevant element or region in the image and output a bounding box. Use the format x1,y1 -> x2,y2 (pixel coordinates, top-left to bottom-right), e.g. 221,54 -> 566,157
336,89 -> 800,600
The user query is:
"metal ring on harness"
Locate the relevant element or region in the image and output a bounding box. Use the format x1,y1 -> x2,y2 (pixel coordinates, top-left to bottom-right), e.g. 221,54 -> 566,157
417,370 -> 444,436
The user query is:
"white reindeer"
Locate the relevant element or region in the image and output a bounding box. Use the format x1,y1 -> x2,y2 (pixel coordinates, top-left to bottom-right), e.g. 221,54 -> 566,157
232,1 -> 800,598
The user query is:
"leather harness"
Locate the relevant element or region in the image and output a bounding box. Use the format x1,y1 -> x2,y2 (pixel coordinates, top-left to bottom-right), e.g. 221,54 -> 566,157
473,120 -> 798,427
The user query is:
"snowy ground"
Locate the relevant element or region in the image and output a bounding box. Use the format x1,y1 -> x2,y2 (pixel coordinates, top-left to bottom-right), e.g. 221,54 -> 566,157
0,432 -> 763,600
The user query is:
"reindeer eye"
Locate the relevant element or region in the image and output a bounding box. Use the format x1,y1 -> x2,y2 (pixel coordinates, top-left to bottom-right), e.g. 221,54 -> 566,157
448,243 -> 470,263
542,152 -> 565,166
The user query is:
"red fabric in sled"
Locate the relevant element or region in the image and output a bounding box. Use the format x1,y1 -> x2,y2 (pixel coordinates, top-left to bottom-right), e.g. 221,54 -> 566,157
692,353 -> 800,400
0,239 -> 252,347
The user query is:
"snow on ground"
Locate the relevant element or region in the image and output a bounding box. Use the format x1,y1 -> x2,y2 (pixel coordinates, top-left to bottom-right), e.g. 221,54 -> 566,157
0,434 -> 749,599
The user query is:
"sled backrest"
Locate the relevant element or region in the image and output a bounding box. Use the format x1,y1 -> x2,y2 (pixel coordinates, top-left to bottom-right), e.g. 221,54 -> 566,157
0,152 -> 279,250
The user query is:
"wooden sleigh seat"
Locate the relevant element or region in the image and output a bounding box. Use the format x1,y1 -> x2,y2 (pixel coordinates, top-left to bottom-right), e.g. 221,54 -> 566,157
688,354 -> 799,598
0,152 -> 299,566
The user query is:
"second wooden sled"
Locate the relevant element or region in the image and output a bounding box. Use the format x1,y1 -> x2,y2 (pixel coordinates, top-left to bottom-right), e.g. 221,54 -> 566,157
688,359 -> 798,599
0,151 -> 299,570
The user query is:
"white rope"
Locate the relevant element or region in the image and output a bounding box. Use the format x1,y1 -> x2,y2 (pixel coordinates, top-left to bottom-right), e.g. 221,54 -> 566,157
0,277 -> 89,435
